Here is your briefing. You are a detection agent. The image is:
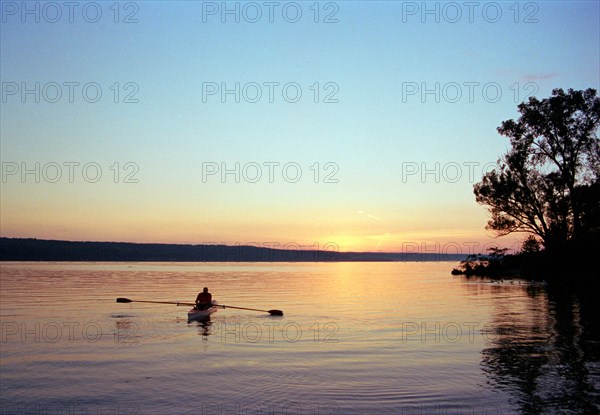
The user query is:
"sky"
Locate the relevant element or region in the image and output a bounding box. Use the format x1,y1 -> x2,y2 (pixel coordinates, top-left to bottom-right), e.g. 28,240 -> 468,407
1,1 -> 599,254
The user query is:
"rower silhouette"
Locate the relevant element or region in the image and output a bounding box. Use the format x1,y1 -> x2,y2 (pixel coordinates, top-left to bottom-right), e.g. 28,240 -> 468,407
195,287 -> 212,310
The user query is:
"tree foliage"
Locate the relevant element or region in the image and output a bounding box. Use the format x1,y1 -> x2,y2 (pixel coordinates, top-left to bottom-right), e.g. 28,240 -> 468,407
474,88 -> 600,250
520,235 -> 541,254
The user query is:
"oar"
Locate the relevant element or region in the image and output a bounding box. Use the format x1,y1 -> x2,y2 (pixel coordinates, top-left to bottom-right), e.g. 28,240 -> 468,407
116,297 -> 195,306
218,304 -> 283,316
116,297 -> 284,316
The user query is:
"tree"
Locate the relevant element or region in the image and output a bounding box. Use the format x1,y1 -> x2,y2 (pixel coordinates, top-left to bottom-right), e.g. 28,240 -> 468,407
487,246 -> 508,258
520,235 -> 541,254
474,88 -> 600,250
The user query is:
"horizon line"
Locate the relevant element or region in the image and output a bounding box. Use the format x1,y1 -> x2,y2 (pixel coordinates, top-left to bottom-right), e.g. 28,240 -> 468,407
0,236 -> 476,256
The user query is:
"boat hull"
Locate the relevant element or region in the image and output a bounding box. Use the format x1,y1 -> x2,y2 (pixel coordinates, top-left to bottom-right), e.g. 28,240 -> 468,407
187,301 -> 218,321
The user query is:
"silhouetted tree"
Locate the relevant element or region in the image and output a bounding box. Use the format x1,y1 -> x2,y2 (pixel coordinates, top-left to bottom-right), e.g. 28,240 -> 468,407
487,246 -> 508,258
474,88 -> 600,251
520,235 -> 541,254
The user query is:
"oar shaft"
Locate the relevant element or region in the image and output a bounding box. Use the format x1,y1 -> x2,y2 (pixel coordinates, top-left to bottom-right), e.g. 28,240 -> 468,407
117,298 -> 282,315
220,304 -> 269,313
118,299 -> 195,306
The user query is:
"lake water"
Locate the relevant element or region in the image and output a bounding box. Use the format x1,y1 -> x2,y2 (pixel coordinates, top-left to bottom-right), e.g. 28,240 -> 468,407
0,262 -> 598,414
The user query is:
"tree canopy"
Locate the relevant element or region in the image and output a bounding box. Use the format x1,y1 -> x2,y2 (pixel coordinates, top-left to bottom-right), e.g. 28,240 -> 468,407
474,88 -> 600,251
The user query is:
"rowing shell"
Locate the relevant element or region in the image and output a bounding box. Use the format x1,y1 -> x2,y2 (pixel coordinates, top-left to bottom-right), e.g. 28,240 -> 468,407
187,300 -> 219,321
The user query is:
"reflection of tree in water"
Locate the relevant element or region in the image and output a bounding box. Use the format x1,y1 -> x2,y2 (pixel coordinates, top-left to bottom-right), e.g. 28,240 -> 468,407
479,284 -> 599,414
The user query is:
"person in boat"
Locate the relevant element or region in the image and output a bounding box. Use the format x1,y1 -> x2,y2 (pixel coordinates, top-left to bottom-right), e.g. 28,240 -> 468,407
195,287 -> 212,310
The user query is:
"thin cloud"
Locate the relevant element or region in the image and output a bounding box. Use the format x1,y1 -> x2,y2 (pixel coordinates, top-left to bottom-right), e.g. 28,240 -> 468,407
357,210 -> 379,221
521,72 -> 560,81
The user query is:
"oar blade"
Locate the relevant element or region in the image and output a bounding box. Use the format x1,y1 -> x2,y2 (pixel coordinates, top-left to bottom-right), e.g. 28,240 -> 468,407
116,297 -> 132,303
268,310 -> 284,316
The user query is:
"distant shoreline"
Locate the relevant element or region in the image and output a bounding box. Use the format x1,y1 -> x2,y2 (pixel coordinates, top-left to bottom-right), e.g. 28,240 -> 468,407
0,237 -> 466,263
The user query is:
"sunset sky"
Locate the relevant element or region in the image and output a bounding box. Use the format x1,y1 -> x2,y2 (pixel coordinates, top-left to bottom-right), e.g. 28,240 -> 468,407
1,1 -> 599,254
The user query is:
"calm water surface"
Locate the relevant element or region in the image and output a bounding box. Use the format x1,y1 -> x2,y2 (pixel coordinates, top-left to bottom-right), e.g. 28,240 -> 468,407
0,262 -> 598,414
